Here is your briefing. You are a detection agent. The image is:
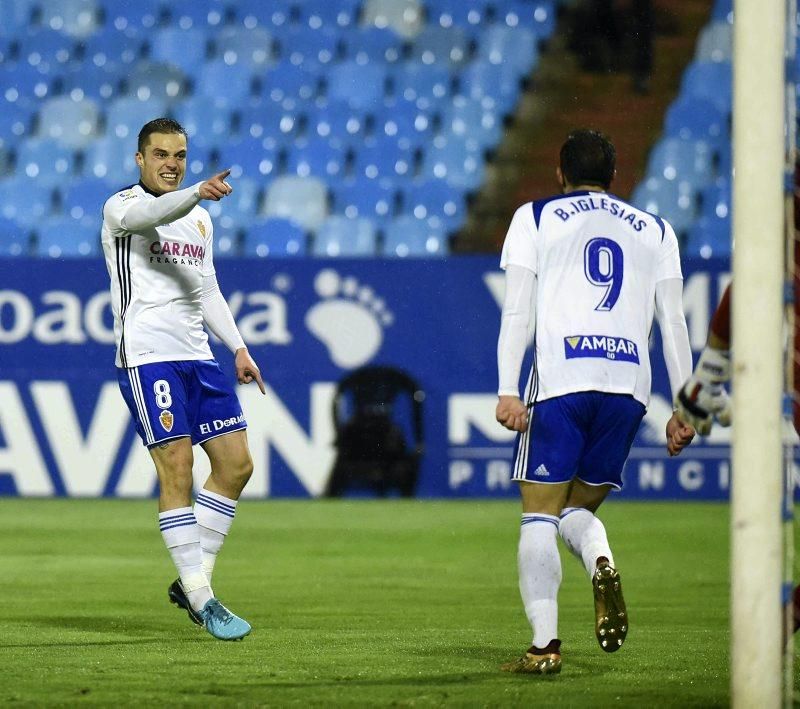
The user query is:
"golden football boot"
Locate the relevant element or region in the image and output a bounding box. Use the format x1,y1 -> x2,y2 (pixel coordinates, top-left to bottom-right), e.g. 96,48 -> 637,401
593,563 -> 628,652
501,640 -> 562,674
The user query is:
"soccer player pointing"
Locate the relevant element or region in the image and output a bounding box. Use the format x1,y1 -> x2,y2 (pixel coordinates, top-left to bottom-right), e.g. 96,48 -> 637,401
101,118 -> 264,641
495,130 -> 695,674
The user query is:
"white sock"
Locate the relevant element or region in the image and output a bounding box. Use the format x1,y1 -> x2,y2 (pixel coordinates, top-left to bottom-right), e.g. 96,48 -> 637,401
558,507 -> 615,576
159,507 -> 213,611
194,489 -> 238,583
518,513 -> 562,649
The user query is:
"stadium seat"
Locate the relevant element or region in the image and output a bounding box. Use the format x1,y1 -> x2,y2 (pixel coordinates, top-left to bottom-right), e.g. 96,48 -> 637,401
499,0 -> 558,39
205,177 -> 262,232
238,102 -> 300,144
312,215 -> 377,257
163,0 -> 227,29
0,178 -> 53,225
711,0 -> 733,22
383,215 -> 449,257
81,30 -> 145,70
476,25 -> 539,79
390,62 -> 453,110
60,63 -> 124,101
211,224 -> 240,258
242,217 -> 308,257
296,0 -> 360,29
97,0 -> 162,30
372,100 -> 434,150
59,176 -> 113,222
148,28 -> 210,74
275,26 -> 340,68
216,137 -> 281,180
259,60 -> 321,107
262,175 -> 329,231
340,26 -> 404,65
629,176 -> 697,237
38,96 -> 101,148
16,29 -> 76,72
361,0 -> 424,39
172,96 -> 234,142
684,215 -> 731,259
0,217 -> 32,256
305,101 -> 367,148
193,60 -> 255,109
40,0 -> 99,37
0,103 -> 35,148
699,176 -> 731,221
15,138 -> 77,185
664,96 -> 729,150
83,135 -> 139,182
401,178 -> 466,232
410,25 -> 471,67
645,137 -> 715,188
216,27 -> 274,68
0,0 -> 36,36
105,96 -> 169,140
352,138 -> 416,181
124,62 -> 187,103
695,20 -> 732,62
230,0 -> 293,30
35,216 -> 100,257
286,138 -> 347,179
681,61 -> 732,114
420,135 -> 485,190
425,0 -> 488,30
327,61 -> 388,109
440,95 -> 502,150
0,63 -> 58,103
457,59 -> 523,117
332,178 -> 398,226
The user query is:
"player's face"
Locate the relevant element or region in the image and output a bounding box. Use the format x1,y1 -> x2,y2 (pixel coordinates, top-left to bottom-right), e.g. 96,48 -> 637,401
136,133 -> 187,195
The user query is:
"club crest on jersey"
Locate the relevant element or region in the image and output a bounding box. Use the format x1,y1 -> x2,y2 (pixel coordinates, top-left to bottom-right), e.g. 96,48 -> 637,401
564,335 -> 640,363
197,220 -> 206,238
159,410 -> 174,432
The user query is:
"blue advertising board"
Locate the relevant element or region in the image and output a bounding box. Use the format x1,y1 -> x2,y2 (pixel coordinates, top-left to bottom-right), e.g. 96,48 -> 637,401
0,255 -> 779,499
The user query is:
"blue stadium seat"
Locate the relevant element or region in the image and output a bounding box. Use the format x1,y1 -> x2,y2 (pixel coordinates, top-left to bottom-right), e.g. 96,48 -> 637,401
163,0 -> 227,29
60,63 -> 124,101
340,26 -> 404,65
327,61 -> 388,109
212,224 -> 240,258
695,20 -> 732,62
361,0 -> 424,39
332,178 -> 398,226
83,135 -> 139,182
499,0 -> 557,39
275,26 -> 339,68
645,137 -> 715,188
105,96 -> 169,140
420,135 -> 484,190
205,177 -> 262,232
0,178 -> 53,225
410,25 -> 470,67
60,176 -> 113,222
148,28 -> 210,74
681,61 -> 732,114
0,36 -> 10,64
296,0 -> 361,29
243,217 -> 308,257
124,62 -> 187,103
38,96 -> 101,148
0,0 -> 37,36
684,215 -> 731,259
230,0 -> 293,30
216,137 -> 281,181
286,138 -> 347,179
193,60 -> 255,108
81,29 -> 145,70
664,96 -> 729,149
0,217 -> 32,256
401,178 -> 466,232
305,101 -> 367,148
237,102 -> 300,144
383,215 -> 449,257
312,215 -> 377,257
15,138 -> 77,185
457,59 -> 522,117
172,96 -> 234,143
97,0 -> 162,31
40,0 -> 99,37
182,143 -> 214,179
0,63 -> 58,103
425,0 -> 488,30
259,60 -> 321,107
476,26 -> 539,78
262,175 -> 329,231
16,29 -> 76,72
372,100 -> 434,150
390,62 -> 453,110
629,176 -> 697,237
35,216 -> 100,257
440,95 -> 502,150
216,27 -> 274,68
352,138 -> 415,181
699,176 -> 731,221
0,103 -> 35,148
711,0 -> 732,22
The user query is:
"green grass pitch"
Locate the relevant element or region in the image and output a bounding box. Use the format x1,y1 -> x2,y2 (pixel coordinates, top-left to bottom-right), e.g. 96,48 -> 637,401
1,499 -> 796,706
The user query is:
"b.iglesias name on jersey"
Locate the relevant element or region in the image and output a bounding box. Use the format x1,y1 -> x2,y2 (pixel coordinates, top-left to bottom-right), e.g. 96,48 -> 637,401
553,195 -> 647,232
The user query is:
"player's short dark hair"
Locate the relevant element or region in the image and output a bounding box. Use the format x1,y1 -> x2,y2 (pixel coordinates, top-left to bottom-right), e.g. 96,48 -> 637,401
559,129 -> 616,189
137,118 -> 187,153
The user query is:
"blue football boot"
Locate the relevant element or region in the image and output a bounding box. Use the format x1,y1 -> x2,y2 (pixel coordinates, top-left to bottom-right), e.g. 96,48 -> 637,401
199,599 -> 252,641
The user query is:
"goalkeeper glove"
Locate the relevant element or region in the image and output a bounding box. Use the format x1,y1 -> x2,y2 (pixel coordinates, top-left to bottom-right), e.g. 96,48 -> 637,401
674,347 -> 732,436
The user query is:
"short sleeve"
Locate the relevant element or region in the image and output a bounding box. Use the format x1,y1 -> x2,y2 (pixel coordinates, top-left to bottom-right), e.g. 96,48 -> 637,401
655,220 -> 683,282
102,188 -> 142,236
499,203 -> 537,274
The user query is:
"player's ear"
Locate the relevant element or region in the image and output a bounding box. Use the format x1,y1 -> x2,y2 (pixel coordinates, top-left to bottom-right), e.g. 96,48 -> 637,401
135,152 -> 144,168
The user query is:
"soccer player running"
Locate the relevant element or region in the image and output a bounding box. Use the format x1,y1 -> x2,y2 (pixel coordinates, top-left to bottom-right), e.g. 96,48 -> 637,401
101,118 -> 265,641
495,129 -> 696,674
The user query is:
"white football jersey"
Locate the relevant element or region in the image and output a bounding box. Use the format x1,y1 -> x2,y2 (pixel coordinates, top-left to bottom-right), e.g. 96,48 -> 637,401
500,190 -> 682,406
101,183 -> 215,368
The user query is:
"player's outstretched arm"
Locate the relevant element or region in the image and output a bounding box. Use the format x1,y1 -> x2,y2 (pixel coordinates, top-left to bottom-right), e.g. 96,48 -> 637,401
496,395 -> 529,432
674,345 -> 732,435
234,347 -> 266,395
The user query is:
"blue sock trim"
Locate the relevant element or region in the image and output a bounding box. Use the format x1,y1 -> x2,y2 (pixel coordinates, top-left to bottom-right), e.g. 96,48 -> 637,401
520,514 -> 559,530
195,493 -> 236,518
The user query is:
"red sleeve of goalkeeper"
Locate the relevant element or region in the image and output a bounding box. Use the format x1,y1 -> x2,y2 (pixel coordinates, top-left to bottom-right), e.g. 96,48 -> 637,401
709,283 -> 731,347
